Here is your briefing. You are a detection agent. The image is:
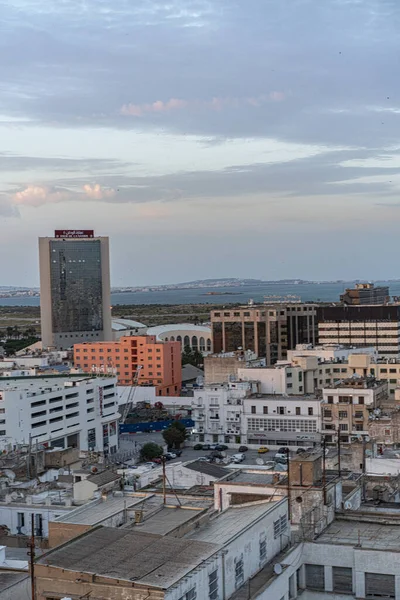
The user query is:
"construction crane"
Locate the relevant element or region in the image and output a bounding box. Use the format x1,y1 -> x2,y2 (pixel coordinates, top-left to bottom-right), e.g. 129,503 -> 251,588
120,365 -> 143,424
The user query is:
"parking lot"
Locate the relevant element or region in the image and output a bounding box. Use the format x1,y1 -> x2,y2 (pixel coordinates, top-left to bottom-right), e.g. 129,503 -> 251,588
120,432 -> 280,466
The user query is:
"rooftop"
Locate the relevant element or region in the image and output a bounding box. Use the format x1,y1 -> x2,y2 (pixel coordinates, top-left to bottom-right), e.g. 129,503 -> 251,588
248,393 -> 319,402
112,318 -> 147,330
146,324 -> 211,336
55,496 -> 143,525
181,364 -> 204,383
317,518 -> 400,551
323,376 -> 384,390
86,470 -> 121,487
184,460 -> 228,479
38,527 -> 220,588
187,501 -> 283,545
134,505 -> 205,536
224,470 -> 276,486
0,373 -> 113,390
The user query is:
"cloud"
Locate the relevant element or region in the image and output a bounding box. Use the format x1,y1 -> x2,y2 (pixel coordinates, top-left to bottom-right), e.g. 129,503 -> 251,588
13,185 -> 70,207
83,183 -> 115,199
120,94 -> 285,116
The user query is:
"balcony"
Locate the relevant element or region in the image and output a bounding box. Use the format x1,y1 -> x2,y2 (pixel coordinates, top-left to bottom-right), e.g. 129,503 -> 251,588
209,415 -> 220,420
195,414 -> 205,421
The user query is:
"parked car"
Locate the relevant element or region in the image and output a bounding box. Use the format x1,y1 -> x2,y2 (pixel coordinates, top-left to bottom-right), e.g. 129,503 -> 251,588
194,444 -> 203,450
217,444 -> 228,451
144,462 -> 157,469
202,444 -> 211,451
230,453 -> 245,463
198,456 -> 212,462
258,446 -> 269,454
274,452 -> 288,462
164,452 -> 177,460
173,449 -> 182,457
278,447 -> 289,455
238,446 -> 248,452
152,457 -> 162,464
210,451 -> 224,459
296,448 -> 306,454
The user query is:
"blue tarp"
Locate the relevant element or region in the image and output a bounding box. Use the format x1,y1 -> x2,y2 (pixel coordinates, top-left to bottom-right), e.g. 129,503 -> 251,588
119,418 -> 194,434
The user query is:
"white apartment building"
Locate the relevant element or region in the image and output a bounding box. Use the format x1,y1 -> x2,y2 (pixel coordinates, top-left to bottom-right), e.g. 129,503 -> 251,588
287,343 -> 377,362
242,395 -> 322,449
0,374 -> 119,454
192,381 -> 258,444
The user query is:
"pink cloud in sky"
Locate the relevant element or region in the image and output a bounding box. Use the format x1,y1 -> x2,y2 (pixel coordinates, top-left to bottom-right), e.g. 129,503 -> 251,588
83,183 -> 115,199
120,93 -> 286,116
13,185 -> 69,207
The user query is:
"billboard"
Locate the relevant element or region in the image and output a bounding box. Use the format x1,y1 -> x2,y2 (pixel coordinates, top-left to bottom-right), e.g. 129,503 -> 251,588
54,230 -> 94,239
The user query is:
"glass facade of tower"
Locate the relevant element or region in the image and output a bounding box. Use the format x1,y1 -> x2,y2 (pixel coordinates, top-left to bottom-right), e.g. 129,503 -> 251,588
49,239 -> 103,333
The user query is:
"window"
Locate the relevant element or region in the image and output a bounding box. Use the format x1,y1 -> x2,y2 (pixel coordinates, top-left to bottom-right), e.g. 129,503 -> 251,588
339,424 -> 348,431
178,588 -> 197,600
66,392 -> 78,399
32,420 -> 46,428
66,412 -> 79,419
308,407 -> 313,416
259,537 -> 267,562
306,564 -> 325,591
32,410 -> 47,418
390,368 -> 397,373
66,402 -> 79,409
327,396 -> 333,404
358,397 -> 364,405
380,368 -> 388,373
324,409 -> 332,418
50,416 -> 63,423
365,572 -> 394,599
287,371 -> 292,378
31,400 -> 46,408
287,383 -> 293,389
274,515 -> 287,538
390,379 -> 397,384
235,556 -> 244,588
263,406 -> 268,414
209,570 -> 218,600
49,395 -> 63,403
298,371 -> 303,382
278,406 -> 285,415
339,411 -> 347,418
251,405 -> 256,414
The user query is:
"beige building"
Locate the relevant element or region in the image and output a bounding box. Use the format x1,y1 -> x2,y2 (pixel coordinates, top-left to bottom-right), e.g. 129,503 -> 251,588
211,302 -> 317,364
321,377 -> 388,444
39,230 -> 112,350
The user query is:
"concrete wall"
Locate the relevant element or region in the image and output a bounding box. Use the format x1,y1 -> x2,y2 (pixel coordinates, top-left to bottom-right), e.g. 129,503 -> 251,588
73,479 -> 97,502
204,356 -> 240,384
0,504 -> 72,537
48,520 -> 91,548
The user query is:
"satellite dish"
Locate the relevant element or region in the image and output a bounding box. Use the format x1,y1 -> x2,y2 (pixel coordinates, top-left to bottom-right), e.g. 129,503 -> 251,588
256,458 -> 264,465
364,436 -> 370,442
344,501 -> 352,510
10,492 -> 18,500
274,563 -> 283,575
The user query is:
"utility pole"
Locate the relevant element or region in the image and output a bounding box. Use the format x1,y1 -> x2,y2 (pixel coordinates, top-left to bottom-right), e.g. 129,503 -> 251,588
27,434 -> 32,479
322,436 -> 327,505
27,514 -> 36,600
162,457 -> 167,504
286,447 -> 291,521
337,433 -> 341,478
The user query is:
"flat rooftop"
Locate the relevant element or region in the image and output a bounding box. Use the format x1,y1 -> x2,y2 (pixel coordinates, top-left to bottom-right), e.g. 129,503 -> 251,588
135,505 -> 205,536
248,393 -> 319,401
55,496 -> 144,525
0,373 -> 112,391
317,518 -> 400,552
187,501 -> 283,545
39,527 -> 220,588
226,470 -> 276,485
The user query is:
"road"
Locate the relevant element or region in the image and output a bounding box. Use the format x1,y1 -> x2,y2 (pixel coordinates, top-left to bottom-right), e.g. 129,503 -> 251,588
119,432 -> 279,466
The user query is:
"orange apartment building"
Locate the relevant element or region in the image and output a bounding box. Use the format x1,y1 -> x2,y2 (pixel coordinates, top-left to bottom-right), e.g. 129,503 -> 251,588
73,335 -> 182,396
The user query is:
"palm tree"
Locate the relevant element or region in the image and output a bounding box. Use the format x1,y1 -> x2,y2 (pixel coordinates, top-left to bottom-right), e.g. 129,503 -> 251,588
5,327 -> 13,339
12,326 -> 20,340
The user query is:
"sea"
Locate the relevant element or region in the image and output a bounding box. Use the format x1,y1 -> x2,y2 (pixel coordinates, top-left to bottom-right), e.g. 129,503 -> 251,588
1,281 -> 400,307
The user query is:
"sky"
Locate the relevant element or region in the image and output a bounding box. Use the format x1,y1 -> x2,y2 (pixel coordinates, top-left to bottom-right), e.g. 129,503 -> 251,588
1,0 -> 400,286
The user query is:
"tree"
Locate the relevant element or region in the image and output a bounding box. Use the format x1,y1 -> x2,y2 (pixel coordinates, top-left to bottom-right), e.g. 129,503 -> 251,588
162,426 -> 185,449
12,326 -> 20,340
140,442 -> 163,460
182,345 -> 203,368
170,421 -> 188,438
5,327 -> 13,340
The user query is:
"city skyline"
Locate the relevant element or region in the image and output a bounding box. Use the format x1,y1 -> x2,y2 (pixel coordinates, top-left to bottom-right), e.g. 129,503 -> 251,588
1,0 -> 400,286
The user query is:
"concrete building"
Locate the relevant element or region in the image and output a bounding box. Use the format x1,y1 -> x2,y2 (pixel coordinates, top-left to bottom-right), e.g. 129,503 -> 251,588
318,304 -> 400,357
0,374 -> 119,454
112,318 -> 147,340
287,343 -> 378,362
242,394 -> 322,449
340,282 -> 390,305
147,324 -> 212,353
321,376 -> 387,444
36,495 -> 289,600
74,335 -> 182,396
192,381 -> 258,445
39,230 -> 112,350
204,350 -> 265,384
211,302 -> 318,364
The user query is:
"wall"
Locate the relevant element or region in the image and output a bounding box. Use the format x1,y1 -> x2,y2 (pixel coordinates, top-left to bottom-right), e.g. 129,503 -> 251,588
213,481 -> 282,511
0,504 -> 72,538
73,479 -> 97,502
48,520 -> 91,548
204,356 -> 240,384
35,565 -> 165,600
167,464 -> 219,488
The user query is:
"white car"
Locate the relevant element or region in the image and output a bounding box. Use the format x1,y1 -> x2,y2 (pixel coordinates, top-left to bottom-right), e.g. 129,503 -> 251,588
230,453 -> 245,463
144,462 -> 157,469
274,452 -> 288,461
